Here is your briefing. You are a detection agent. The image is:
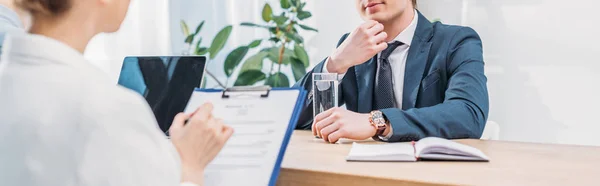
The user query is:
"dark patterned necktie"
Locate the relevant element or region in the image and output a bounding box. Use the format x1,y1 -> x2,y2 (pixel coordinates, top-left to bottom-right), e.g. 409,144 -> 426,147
373,41 -> 404,110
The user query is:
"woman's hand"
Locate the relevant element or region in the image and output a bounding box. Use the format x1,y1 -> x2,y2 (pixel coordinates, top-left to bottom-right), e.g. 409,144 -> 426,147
169,103 -> 234,185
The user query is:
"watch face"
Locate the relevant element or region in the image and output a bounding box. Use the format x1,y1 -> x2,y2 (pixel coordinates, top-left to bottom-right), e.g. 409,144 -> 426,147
372,111 -> 386,127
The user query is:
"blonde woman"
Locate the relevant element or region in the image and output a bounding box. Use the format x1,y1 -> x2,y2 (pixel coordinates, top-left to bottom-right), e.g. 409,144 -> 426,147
0,0 -> 232,186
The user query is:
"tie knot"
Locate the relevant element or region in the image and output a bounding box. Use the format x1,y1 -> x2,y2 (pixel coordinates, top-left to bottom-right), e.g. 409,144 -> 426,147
380,41 -> 404,60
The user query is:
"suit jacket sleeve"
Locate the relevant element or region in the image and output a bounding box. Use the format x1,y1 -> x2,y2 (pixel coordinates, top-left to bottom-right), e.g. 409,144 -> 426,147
293,34 -> 349,130
381,27 -> 489,142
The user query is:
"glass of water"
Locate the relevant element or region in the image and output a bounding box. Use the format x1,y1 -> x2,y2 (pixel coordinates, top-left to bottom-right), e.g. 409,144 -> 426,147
312,73 -> 339,137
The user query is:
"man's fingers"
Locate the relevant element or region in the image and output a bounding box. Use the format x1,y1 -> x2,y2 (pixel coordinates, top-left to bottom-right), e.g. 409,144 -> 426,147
328,130 -> 344,144
315,111 -> 340,138
361,20 -> 379,30
314,108 -> 336,125
373,42 -> 388,53
312,121 -> 317,136
367,23 -> 384,35
372,31 -> 388,44
313,108 -> 336,137
320,122 -> 340,142
315,113 -> 338,134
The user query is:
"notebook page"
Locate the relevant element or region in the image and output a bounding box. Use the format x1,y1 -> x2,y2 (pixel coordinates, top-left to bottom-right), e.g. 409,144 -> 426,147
346,142 -> 417,162
415,137 -> 489,161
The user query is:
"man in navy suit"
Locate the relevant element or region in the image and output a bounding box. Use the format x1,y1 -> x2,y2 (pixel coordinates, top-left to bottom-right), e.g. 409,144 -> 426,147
294,0 -> 489,143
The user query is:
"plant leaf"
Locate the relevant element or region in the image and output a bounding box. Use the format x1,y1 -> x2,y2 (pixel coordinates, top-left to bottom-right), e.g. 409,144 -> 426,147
180,20 -> 190,37
280,0 -> 291,9
234,70 -> 266,86
241,51 -> 268,72
240,22 -> 272,29
185,35 -> 195,44
265,72 -> 290,87
248,39 -> 262,48
195,47 -> 208,55
300,2 -> 307,9
264,47 -> 295,65
195,37 -> 203,49
294,43 -> 309,67
208,25 -> 233,59
268,37 -> 280,43
269,27 -> 278,35
194,21 -> 205,35
284,31 -> 304,44
291,58 -> 306,81
272,13 -> 288,26
297,11 -> 312,20
290,0 -> 298,7
262,3 -> 273,22
223,46 -> 249,77
298,24 -> 318,32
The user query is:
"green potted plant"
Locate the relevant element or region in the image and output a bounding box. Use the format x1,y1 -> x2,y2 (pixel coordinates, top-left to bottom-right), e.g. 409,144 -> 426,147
179,0 -> 317,88
224,0 -> 318,88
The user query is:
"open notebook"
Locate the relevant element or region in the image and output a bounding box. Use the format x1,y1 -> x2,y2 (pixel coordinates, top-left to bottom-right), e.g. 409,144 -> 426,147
346,137 -> 489,162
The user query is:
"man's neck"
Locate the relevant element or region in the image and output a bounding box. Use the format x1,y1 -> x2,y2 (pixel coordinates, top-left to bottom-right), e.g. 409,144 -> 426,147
29,16 -> 95,54
381,8 -> 415,42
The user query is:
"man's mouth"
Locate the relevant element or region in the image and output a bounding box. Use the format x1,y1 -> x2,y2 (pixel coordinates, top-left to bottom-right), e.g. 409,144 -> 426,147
366,2 -> 384,9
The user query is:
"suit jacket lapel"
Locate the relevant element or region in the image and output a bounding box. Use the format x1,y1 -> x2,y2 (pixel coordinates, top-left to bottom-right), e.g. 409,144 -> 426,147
402,11 -> 434,109
355,56 -> 377,113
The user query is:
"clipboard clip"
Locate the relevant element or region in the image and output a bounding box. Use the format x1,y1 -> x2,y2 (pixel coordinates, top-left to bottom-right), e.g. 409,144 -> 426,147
222,86 -> 271,99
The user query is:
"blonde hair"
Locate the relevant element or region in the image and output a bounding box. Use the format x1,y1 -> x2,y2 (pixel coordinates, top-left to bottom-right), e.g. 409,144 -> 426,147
16,0 -> 71,16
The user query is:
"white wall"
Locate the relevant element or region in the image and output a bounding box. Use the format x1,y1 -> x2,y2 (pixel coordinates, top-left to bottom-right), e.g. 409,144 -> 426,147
85,0 -> 171,83
419,0 -> 600,146
170,0 -> 600,146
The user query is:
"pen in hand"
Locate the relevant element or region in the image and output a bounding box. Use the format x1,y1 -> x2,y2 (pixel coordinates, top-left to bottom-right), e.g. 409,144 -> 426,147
166,106 -> 201,136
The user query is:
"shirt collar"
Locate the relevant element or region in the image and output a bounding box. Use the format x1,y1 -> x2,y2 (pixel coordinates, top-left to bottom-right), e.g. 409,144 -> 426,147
391,9 -> 418,46
2,33 -> 86,65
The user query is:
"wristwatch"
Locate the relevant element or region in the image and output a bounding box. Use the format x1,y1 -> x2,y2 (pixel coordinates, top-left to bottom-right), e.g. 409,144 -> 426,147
369,110 -> 388,140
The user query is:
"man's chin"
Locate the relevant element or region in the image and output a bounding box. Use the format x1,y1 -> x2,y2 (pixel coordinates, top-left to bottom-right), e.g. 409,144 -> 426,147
364,14 -> 389,23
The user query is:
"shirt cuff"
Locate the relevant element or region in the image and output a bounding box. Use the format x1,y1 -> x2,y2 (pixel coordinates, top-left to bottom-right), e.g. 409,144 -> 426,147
181,182 -> 200,186
378,125 -> 394,141
322,57 -> 346,80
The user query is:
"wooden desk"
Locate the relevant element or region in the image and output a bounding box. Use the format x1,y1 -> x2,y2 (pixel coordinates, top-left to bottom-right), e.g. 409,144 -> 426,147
277,130 -> 600,186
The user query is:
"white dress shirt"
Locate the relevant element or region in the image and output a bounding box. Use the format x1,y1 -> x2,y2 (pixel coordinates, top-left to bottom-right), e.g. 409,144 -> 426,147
323,10 -> 419,139
0,34 -> 194,186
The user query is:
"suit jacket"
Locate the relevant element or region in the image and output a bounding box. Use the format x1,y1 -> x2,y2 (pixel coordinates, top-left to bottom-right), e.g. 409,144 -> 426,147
293,11 -> 489,142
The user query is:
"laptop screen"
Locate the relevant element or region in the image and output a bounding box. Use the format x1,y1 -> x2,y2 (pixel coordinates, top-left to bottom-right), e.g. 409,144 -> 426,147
117,56 -> 206,133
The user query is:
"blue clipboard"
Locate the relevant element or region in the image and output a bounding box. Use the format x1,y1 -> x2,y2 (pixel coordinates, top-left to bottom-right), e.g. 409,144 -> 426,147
192,86 -> 307,186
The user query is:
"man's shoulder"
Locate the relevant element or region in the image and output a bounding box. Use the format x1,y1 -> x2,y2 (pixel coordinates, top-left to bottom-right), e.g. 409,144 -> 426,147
430,22 -> 481,42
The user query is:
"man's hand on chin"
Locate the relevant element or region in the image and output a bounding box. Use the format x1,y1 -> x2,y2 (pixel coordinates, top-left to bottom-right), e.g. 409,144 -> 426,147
312,107 -> 376,143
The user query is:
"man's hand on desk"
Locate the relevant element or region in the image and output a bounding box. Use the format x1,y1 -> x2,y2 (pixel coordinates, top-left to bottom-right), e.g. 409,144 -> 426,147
169,103 -> 234,185
312,107 -> 389,143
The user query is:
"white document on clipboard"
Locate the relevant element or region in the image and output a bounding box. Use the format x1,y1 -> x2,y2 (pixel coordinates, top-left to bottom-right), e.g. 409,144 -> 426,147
184,86 -> 306,186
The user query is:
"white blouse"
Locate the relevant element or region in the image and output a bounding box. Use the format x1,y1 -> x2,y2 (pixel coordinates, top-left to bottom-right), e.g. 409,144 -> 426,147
0,34 -> 186,186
